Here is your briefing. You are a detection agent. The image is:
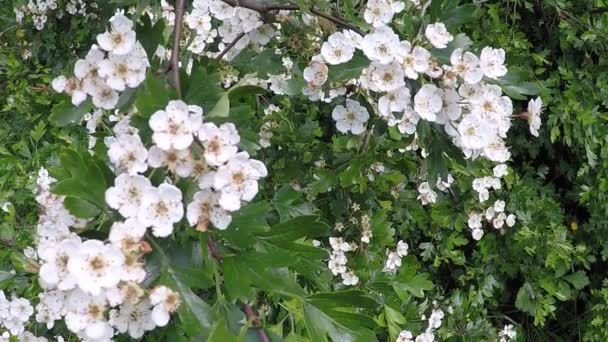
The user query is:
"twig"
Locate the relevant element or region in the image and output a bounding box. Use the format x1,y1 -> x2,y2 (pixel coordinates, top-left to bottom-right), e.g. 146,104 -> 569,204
310,8 -> 364,36
220,0 -> 365,36
242,303 -> 269,342
207,235 -> 223,263
169,0 -> 185,97
216,32 -> 247,61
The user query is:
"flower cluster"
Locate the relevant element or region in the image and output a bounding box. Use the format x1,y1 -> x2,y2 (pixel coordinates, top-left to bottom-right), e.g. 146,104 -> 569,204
327,237 -> 359,286
0,291 -> 34,336
417,174 -> 454,206
397,307 -> 445,342
34,167 -> 181,340
383,240 -> 409,273
15,0 -> 97,30
185,0 -> 274,59
52,13 -> 149,110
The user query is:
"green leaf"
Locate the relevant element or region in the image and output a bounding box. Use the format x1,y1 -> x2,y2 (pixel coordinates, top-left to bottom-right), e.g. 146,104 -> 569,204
563,271 -> 589,290
63,197 -> 101,218
168,270 -> 214,337
430,33 -> 473,65
207,93 -> 230,118
392,270 -> 434,299
327,52 -> 367,83
135,73 -> 171,118
136,14 -> 166,60
306,290 -> 378,310
184,65 -> 224,111
232,49 -> 283,77
49,99 -> 93,127
440,4 -> 477,28
303,302 -> 377,342
257,215 -> 330,242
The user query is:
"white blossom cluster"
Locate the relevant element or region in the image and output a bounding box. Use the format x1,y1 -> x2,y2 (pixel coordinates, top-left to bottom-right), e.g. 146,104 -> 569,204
499,324 -> 517,342
467,164 -> 516,240
33,168 -> 182,341
14,0 -> 97,30
382,240 -> 409,273
397,307 -> 445,342
52,13 -> 149,110
305,3 -> 544,162
0,291 -> 34,336
327,237 -> 359,286
417,174 -> 454,206
184,0 -> 275,59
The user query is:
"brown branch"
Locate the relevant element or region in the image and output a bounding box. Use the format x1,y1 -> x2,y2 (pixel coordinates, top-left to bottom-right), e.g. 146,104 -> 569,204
242,303 -> 269,342
216,32 -> 247,61
207,235 -> 223,263
169,0 -> 186,97
219,0 -> 365,36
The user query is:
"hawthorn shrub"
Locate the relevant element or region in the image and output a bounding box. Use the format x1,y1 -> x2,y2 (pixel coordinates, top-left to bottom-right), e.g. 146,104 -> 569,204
0,0 -> 608,341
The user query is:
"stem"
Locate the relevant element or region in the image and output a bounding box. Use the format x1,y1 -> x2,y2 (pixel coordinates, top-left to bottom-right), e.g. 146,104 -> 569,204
219,0 -> 364,35
170,0 -> 186,98
242,303 -> 269,342
207,234 -> 223,263
216,32 -> 247,61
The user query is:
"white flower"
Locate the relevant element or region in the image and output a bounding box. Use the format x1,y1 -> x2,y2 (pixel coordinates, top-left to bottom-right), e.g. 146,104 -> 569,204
213,152 -> 267,211
321,32 -> 355,65
417,182 -> 437,205
493,200 -> 505,213
493,164 -> 508,178
457,114 -> 494,149
396,240 -> 409,257
329,237 -> 352,252
341,271 -> 359,286
187,189 -> 232,230
68,240 -> 125,295
98,52 -> 146,91
471,228 -> 484,240
109,300 -> 155,338
425,23 -> 453,49
96,14 -> 136,55
64,290 -> 110,337
303,60 -> 328,87
149,286 -> 181,327
38,235 -> 81,291
414,84 -> 443,122
493,212 -> 506,229
91,85 -> 119,110
468,212 -> 483,229
147,147 -> 194,177
332,99 -> 369,135
362,26 -> 400,64
108,218 -> 147,252
506,214 -> 516,227
499,324 -> 517,342
479,47 -> 508,79
9,298 -> 33,322
105,174 -> 152,218
107,134 -> 148,175
398,41 -> 430,79
198,122 -> 240,166
364,0 -> 394,27
383,251 -> 402,272
74,46 -> 105,84
367,61 -> 405,92
450,48 -> 483,84
328,250 -> 347,275
527,97 -> 542,137
149,100 -> 203,151
138,183 -> 184,237
397,330 -> 414,342
378,87 -> 411,117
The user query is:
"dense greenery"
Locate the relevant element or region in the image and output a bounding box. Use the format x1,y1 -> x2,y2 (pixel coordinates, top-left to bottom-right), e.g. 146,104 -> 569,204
2,0 -> 608,341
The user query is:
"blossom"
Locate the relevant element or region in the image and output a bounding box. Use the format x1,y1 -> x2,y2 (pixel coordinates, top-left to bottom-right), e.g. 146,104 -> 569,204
493,164 -> 508,178
450,48 -> 483,84
214,152 -> 268,211
527,97 -> 542,137
457,114 -> 494,149
364,0 -> 394,27
362,26 -> 400,64
147,147 -> 194,177
186,189 -> 232,230
397,330 -> 414,342
138,183 -> 184,237
414,85 -> 443,122
303,60 -> 328,87
38,236 -> 81,291
198,122 -> 240,166
149,100 -> 203,151
396,240 -> 409,257
332,99 -> 369,135
96,14 -> 136,55
321,32 -> 355,65
67,240 -> 125,295
480,47 -> 508,79
107,134 -> 148,175
105,174 -> 152,218
108,218 -> 147,252
341,271 -> 359,286
425,23 -> 453,49
98,52 -> 146,91
398,41 -> 430,79
149,286 -> 181,327
109,300 -> 156,339
417,182 -> 437,205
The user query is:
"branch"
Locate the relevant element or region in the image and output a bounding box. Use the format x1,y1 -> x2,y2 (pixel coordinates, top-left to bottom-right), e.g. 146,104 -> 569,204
216,32 -> 247,61
242,303 -> 269,342
169,0 -> 186,97
220,0 -> 365,36
207,235 -> 223,263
